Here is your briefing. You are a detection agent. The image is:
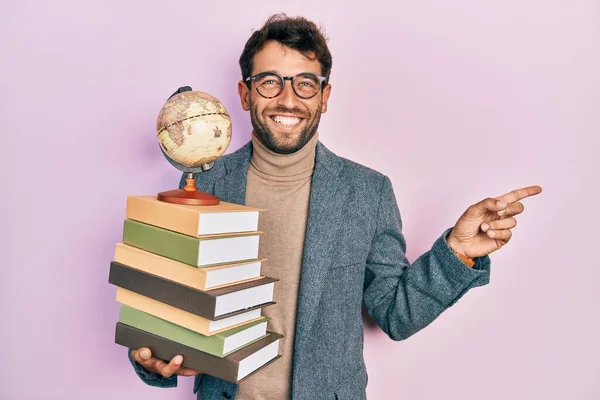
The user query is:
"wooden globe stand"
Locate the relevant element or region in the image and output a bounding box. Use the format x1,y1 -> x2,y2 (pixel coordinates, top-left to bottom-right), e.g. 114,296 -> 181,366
158,177 -> 220,206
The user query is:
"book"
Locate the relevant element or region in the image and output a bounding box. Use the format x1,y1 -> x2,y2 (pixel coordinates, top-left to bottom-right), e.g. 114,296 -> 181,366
119,305 -> 269,357
114,243 -> 264,291
122,219 -> 261,267
109,261 -> 277,319
126,195 -> 263,236
116,322 -> 282,383
116,288 -> 268,336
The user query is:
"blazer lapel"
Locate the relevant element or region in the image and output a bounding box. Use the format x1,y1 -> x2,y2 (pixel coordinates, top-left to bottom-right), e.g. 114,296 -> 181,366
293,142 -> 347,352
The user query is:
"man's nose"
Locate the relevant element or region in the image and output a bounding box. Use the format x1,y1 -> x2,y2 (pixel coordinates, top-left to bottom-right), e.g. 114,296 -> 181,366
276,80 -> 298,108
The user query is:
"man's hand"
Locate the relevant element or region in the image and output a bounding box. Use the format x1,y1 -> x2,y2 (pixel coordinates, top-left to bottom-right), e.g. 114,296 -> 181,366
447,185 -> 543,259
130,347 -> 199,378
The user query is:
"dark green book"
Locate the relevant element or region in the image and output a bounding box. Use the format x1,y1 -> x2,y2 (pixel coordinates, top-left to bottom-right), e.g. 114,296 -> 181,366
122,219 -> 261,267
119,305 -> 269,357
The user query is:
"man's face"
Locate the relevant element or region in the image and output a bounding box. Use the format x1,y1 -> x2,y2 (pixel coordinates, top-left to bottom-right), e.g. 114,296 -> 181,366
238,41 -> 331,154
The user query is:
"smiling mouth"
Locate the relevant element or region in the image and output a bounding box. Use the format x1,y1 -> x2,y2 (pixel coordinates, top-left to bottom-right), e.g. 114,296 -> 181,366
269,115 -> 304,127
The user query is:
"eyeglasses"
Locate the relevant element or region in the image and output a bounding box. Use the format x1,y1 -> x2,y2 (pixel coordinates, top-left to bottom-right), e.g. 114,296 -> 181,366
245,72 -> 327,99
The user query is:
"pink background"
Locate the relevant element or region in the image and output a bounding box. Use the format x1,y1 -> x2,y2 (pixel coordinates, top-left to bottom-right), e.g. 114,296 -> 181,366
2,0 -> 598,399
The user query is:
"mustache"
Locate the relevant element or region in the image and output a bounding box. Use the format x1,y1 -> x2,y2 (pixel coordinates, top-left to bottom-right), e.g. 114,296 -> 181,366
265,105 -> 309,118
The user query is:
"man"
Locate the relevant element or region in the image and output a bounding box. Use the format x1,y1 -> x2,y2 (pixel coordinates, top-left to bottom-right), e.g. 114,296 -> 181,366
128,14 -> 542,400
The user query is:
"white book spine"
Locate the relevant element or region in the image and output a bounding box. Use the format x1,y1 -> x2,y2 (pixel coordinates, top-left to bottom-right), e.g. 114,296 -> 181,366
198,235 -> 260,266
199,211 -> 260,235
205,261 -> 262,289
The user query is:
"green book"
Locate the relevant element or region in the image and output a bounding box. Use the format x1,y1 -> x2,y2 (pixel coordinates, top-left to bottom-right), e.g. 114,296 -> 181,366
118,305 -> 269,357
122,219 -> 261,267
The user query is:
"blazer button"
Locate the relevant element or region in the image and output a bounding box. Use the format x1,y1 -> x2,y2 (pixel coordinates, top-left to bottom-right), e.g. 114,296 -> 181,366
222,392 -> 232,399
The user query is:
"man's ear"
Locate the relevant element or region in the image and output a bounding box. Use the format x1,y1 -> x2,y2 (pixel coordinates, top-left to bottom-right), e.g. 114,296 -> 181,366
321,83 -> 332,113
238,81 -> 250,111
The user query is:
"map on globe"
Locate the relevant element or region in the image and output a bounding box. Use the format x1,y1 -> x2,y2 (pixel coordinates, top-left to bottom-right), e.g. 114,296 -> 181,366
156,91 -> 232,168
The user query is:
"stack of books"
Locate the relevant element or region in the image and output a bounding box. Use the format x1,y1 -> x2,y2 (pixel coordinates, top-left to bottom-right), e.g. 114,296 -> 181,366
109,195 -> 282,383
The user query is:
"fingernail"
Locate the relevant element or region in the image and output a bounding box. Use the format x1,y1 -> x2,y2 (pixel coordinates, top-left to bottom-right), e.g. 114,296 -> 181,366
488,230 -> 496,238
140,349 -> 150,360
173,355 -> 183,365
481,223 -> 489,232
497,201 -> 506,208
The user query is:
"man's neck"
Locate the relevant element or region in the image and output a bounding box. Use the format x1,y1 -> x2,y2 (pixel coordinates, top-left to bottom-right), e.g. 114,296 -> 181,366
249,131 -> 318,177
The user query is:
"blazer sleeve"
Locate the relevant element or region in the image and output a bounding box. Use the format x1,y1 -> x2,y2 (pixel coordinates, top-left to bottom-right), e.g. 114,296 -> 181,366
363,175 -> 491,341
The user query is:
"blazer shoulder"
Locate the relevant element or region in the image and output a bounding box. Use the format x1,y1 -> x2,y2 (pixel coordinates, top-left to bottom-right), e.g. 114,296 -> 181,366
320,142 -> 387,188
339,156 -> 386,181
339,158 -> 390,209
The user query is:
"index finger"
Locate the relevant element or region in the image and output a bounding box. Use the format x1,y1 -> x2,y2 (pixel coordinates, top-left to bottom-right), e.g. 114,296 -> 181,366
497,185 -> 542,204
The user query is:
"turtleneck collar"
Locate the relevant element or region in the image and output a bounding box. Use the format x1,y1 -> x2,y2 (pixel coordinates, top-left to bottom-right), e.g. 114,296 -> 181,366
249,131 -> 318,179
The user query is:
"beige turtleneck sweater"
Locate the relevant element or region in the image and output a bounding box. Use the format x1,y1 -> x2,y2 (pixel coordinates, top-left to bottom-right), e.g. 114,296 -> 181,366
235,132 -> 318,400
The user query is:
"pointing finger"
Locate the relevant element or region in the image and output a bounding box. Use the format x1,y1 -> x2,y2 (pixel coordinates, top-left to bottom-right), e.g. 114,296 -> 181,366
497,185 -> 542,204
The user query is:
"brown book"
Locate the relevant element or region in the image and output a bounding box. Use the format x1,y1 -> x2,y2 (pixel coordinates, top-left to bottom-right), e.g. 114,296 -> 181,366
126,195 -> 264,237
116,288 -> 267,336
116,322 -> 282,383
108,261 -> 277,320
114,243 -> 265,291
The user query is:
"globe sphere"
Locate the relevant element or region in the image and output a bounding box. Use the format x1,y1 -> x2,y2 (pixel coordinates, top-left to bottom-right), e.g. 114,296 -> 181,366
156,91 -> 232,170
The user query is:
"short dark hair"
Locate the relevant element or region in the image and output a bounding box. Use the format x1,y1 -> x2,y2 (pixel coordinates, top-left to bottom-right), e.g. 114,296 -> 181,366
239,14 -> 332,85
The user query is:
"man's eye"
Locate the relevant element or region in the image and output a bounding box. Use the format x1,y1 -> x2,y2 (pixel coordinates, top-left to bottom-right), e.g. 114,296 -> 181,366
258,78 -> 280,86
298,81 -> 316,88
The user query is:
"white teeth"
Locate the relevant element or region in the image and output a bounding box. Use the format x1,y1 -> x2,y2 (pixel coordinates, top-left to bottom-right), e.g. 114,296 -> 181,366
271,115 -> 301,126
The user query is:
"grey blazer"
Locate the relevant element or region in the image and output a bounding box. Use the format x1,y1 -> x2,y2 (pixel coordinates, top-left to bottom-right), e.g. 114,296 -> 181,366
127,140 -> 491,399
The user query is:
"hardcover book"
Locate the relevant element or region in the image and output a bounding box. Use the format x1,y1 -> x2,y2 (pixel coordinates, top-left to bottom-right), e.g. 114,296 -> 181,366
116,288 -> 268,336
109,261 -> 276,319
126,195 -> 263,236
122,219 -> 261,267
116,322 -> 282,383
114,243 -> 264,291
119,305 -> 269,357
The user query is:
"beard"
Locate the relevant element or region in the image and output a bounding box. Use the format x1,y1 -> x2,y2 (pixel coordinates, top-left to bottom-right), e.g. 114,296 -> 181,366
249,100 -> 322,154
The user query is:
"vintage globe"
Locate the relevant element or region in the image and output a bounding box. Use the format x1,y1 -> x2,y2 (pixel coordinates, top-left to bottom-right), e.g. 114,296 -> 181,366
156,90 -> 232,172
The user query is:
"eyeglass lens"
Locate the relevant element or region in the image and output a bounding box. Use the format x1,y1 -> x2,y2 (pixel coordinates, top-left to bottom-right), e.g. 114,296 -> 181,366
254,73 -> 321,99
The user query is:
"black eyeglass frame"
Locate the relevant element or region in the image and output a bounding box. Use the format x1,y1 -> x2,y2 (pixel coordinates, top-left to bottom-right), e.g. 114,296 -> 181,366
245,71 -> 328,99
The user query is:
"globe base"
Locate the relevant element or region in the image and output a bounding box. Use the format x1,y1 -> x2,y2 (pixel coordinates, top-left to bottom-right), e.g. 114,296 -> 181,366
157,189 -> 220,206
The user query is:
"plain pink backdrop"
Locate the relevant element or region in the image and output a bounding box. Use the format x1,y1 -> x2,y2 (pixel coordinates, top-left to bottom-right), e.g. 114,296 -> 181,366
2,1 -> 598,399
